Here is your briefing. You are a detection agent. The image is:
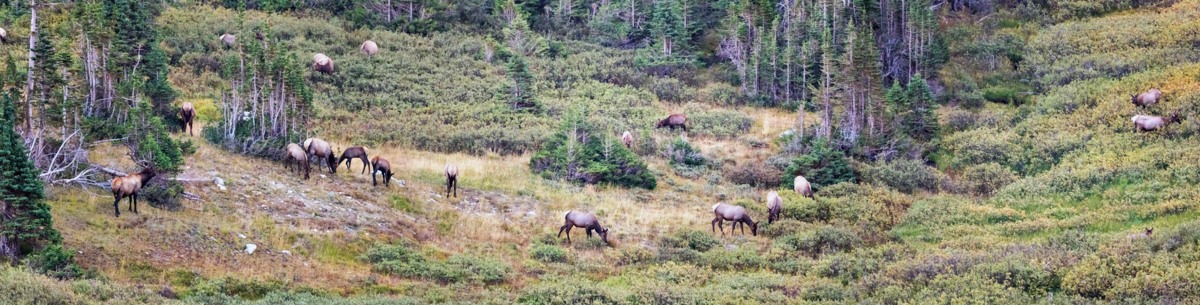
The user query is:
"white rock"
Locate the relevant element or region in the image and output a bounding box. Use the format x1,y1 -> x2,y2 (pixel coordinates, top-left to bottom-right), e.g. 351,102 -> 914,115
280,250 -> 292,256
245,244 -> 257,255
238,234 -> 246,239
214,177 -> 227,191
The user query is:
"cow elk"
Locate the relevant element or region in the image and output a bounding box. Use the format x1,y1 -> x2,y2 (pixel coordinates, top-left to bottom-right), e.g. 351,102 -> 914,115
621,130 -> 634,149
794,176 -> 814,198
1132,111 -> 1181,132
766,191 -> 782,224
219,33 -> 235,47
445,164 -> 459,198
712,203 -> 757,236
371,156 -> 393,187
110,168 -> 157,217
558,211 -> 610,245
361,40 -> 379,56
656,114 -> 688,132
338,146 -> 370,174
283,143 -> 310,180
179,102 -> 195,136
312,53 -> 334,74
303,138 -> 337,173
1132,88 -> 1163,110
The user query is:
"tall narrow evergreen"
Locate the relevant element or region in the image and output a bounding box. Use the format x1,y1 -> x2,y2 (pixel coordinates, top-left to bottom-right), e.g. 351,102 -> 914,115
0,86 -> 60,262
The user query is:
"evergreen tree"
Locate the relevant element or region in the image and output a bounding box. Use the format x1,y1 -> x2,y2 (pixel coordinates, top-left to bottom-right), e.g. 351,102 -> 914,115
530,107 -> 655,189
503,49 -> 539,111
782,139 -> 856,191
905,73 -> 939,142
0,87 -> 61,262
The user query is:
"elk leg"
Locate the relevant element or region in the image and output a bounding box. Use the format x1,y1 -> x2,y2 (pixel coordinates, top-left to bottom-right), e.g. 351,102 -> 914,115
739,221 -> 745,235
361,157 -> 368,174
133,193 -> 139,214
385,173 -> 391,188
113,195 -> 122,217
372,170 -> 378,186
586,228 -> 594,238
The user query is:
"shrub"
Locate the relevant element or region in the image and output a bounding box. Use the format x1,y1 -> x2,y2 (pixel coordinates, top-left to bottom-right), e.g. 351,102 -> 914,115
662,137 -> 709,178
700,248 -> 766,271
612,247 -> 655,266
959,163 -> 1018,196
972,258 -> 1059,295
781,139 -> 856,191
530,245 -> 568,263
518,277 -> 620,305
684,108 -> 754,138
141,178 -> 184,211
23,245 -> 85,280
530,108 -> 656,189
861,159 -> 942,193
943,128 -> 1019,169
981,85 -> 1028,105
776,226 -> 863,258
801,280 -> 848,302
445,255 -> 511,284
725,162 -> 782,188
662,230 -> 721,252
362,243 -> 509,285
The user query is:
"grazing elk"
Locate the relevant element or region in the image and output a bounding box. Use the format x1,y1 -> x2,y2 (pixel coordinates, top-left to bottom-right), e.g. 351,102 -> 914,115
283,143 -> 310,180
110,168 -> 157,217
0,28 -> 7,43
445,164 -> 459,198
179,102 -> 195,136
312,53 -> 334,74
712,203 -> 757,237
656,114 -> 688,132
371,156 -> 393,187
361,40 -> 379,56
219,33 -> 235,47
1132,112 -> 1181,132
558,211 -> 610,245
621,130 -> 634,149
303,138 -> 337,174
338,146 -> 371,174
1127,228 -> 1153,240
766,191 -> 783,224
1132,89 -> 1163,109
794,176 -> 814,198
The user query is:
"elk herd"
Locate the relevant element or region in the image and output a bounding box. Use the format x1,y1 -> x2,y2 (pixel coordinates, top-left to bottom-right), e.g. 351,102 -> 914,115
101,35 -> 1187,250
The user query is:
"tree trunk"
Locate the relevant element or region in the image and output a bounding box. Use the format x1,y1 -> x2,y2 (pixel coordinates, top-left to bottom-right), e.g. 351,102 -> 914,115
0,199 -> 16,263
25,0 -> 37,134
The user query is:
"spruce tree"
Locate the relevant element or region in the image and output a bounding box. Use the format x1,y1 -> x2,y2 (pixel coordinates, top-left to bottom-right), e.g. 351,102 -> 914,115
0,87 -> 61,262
905,73 -> 939,142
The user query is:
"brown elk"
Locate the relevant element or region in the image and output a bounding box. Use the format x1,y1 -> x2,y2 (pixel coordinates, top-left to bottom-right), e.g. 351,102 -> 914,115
656,114 -> 688,132
766,191 -> 782,224
621,130 -> 634,149
219,33 -> 235,47
303,138 -> 337,173
558,211 -> 610,244
110,168 -> 157,217
1132,112 -> 1181,132
1132,89 -> 1163,109
361,40 -> 379,56
445,164 -> 459,198
179,102 -> 195,136
312,53 -> 334,74
712,203 -> 757,236
371,156 -> 393,187
794,176 -> 814,198
283,143 -> 310,180
338,147 -> 370,174
0,28 -> 7,43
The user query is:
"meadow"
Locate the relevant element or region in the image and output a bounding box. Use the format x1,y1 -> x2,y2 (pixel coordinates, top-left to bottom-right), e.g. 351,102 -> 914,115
4,0 -> 1200,304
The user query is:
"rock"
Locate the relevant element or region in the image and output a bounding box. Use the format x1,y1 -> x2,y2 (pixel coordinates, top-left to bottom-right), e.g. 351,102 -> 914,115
214,177 -> 227,191
280,250 -> 292,256
238,234 -> 246,239
245,244 -> 257,255
396,180 -> 406,187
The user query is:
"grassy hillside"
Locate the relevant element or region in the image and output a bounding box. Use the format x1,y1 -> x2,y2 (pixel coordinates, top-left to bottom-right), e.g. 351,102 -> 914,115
6,0 -> 1200,304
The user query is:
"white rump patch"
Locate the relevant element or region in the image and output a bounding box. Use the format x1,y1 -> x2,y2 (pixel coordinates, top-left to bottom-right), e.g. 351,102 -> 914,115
564,211 -> 572,218
712,203 -> 721,212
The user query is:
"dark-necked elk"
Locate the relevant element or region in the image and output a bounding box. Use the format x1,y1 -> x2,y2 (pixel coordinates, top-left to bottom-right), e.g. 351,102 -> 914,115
1128,228 -> 1153,240
712,203 -> 757,236
371,156 -> 393,187
312,53 -> 334,74
361,40 -> 379,56
283,143 -> 310,180
445,164 -> 459,198
656,114 -> 688,132
219,33 -> 235,47
621,130 -> 634,149
303,138 -> 337,173
179,102 -> 195,136
110,168 -> 157,217
338,146 -> 370,174
1132,112 -> 1181,132
766,191 -> 782,224
794,176 -> 814,198
558,211 -> 610,245
1132,89 -> 1163,109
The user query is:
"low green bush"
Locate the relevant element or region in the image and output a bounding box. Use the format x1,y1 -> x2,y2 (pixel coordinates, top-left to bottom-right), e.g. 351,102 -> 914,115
23,245 -> 85,280
861,159 -> 942,194
662,229 -> 721,252
959,163 -> 1018,196
776,226 -> 863,258
530,244 -> 569,263
662,137 -> 709,178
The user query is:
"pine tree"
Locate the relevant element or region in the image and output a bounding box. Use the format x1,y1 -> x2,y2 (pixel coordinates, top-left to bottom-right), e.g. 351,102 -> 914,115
905,73 -> 939,142
0,86 -> 61,262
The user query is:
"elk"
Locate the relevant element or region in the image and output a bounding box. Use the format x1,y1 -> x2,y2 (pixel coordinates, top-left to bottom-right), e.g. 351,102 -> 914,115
656,114 -> 688,132
1132,112 -> 1181,132
338,146 -> 370,174
794,176 -> 814,198
283,143 -> 310,180
445,164 -> 459,198
0,27 -> 7,43
557,211 -> 610,245
766,191 -> 782,224
1132,89 -> 1163,109
179,102 -> 195,136
312,53 -> 334,74
621,130 -> 634,149
1127,228 -> 1153,240
219,33 -> 235,47
361,40 -> 379,56
303,138 -> 337,173
110,168 -> 157,217
371,156 -> 393,187
712,203 -> 757,236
